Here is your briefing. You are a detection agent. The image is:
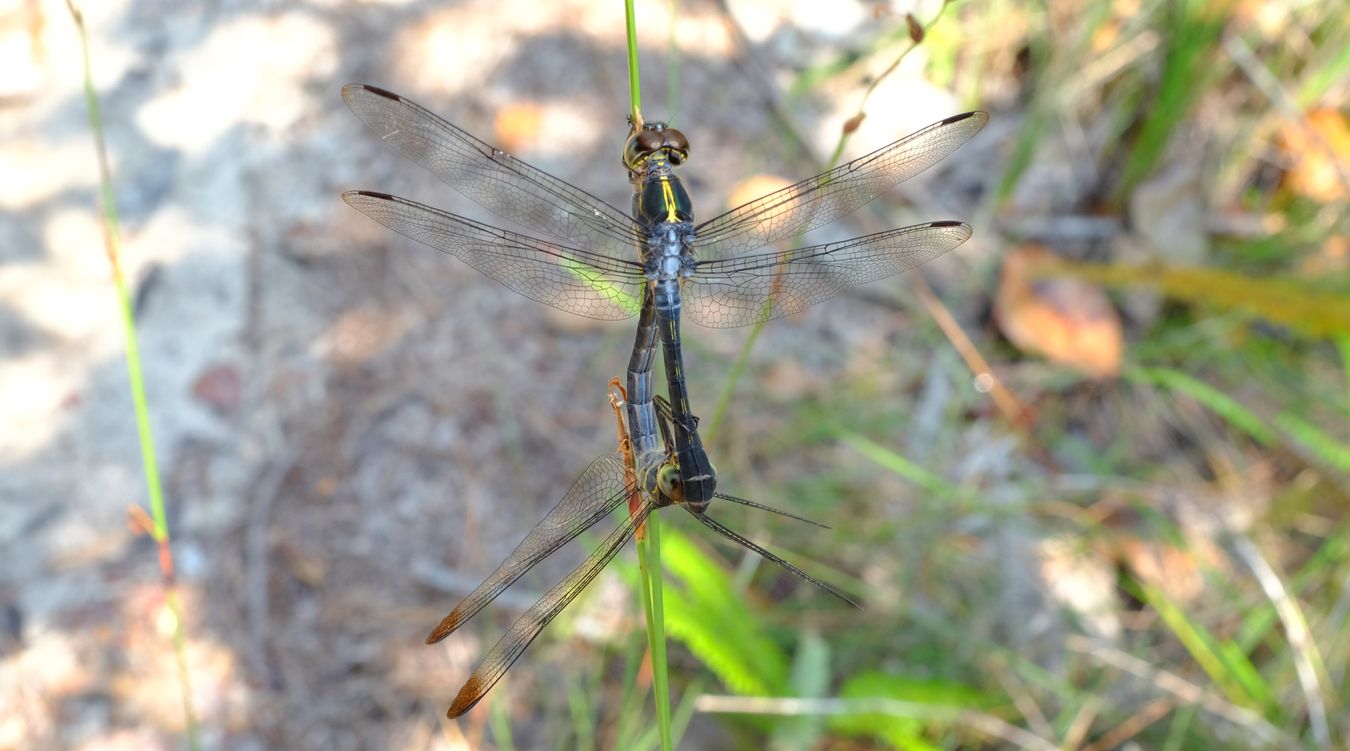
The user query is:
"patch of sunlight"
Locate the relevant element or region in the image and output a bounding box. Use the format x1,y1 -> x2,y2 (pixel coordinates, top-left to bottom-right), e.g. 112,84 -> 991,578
137,14 -> 337,152
0,354 -> 82,459
0,142 -> 103,211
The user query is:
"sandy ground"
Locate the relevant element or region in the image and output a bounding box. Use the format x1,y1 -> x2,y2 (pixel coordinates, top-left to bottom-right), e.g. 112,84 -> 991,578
1,1 -> 1003,748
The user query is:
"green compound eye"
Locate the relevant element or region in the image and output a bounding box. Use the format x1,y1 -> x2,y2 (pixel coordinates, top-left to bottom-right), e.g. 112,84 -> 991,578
657,464 -> 684,500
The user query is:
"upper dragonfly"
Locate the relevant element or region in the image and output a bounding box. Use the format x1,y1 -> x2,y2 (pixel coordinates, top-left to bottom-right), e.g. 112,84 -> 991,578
342,84 -> 987,507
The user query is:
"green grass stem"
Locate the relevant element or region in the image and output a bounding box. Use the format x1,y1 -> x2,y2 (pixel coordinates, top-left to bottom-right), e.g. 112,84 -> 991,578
625,2 -> 672,748
1337,335 -> 1350,420
637,517 -> 675,751
625,0 -> 642,124
67,3 -> 200,748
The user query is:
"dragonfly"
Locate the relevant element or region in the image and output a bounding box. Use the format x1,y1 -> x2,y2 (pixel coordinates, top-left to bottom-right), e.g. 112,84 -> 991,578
341,84 -> 987,509
425,382 -> 850,718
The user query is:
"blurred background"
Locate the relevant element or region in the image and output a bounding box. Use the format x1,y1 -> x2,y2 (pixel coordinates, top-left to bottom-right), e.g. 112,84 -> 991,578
2,0 -> 1348,748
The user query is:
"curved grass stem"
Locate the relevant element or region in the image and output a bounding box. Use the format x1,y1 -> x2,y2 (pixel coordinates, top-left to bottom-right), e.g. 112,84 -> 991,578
66,2 -> 200,748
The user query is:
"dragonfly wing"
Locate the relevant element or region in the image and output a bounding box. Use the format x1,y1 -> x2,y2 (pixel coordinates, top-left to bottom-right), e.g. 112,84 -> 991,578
343,84 -> 639,253
427,454 -> 629,644
714,492 -> 830,529
345,191 -> 646,321
688,508 -> 858,608
694,111 -> 987,261
446,500 -> 654,718
685,220 -> 972,328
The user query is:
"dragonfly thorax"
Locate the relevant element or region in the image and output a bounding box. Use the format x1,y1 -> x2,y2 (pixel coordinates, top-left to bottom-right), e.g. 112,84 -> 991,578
634,171 -> 694,229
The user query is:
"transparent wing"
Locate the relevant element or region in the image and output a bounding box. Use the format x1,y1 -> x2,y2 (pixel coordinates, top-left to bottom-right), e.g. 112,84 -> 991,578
446,501 -> 654,718
426,454 -> 630,645
345,191 -> 646,321
688,508 -> 858,608
694,111 -> 987,261
714,492 -> 830,528
343,84 -> 639,253
684,220 -> 972,328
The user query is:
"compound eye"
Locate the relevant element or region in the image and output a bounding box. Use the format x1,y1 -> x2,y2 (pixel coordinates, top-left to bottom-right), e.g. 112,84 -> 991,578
666,128 -> 688,151
657,464 -> 684,501
666,129 -> 689,165
622,135 -> 643,171
637,129 -> 664,154
624,129 -> 668,170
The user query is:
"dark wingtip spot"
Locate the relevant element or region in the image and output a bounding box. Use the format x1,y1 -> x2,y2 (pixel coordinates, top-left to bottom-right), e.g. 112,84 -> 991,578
360,84 -> 400,101
941,111 -> 977,125
930,220 -> 965,228
349,190 -> 395,201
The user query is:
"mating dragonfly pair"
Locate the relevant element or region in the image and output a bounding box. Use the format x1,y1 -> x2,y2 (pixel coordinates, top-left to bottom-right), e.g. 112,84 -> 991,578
341,83 -> 986,717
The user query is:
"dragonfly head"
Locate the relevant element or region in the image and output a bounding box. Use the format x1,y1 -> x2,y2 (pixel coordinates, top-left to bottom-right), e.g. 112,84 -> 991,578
623,121 -> 689,174
650,459 -> 707,513
655,462 -> 685,506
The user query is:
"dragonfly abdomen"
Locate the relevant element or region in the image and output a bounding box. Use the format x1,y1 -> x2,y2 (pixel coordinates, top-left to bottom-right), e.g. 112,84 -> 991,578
625,287 -> 661,464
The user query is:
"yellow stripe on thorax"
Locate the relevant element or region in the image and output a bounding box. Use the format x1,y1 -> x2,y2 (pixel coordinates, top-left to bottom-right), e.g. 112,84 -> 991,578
660,177 -> 679,222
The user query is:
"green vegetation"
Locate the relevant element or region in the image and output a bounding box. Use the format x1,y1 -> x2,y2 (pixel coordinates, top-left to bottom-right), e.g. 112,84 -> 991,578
607,0 -> 1350,748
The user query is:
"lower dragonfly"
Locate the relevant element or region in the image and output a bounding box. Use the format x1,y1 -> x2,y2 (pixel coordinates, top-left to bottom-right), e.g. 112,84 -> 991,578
426,381 -> 850,718
341,84 -> 986,508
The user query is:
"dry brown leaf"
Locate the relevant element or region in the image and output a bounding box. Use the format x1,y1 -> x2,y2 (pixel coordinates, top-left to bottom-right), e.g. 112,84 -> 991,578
1114,536 -> 1207,602
321,306 -> 413,364
1090,17 -> 1120,53
842,113 -> 866,135
994,244 -> 1124,378
191,362 -> 242,416
726,174 -> 793,210
278,540 -> 329,588
760,360 -> 819,401
1281,109 -> 1350,203
493,102 -> 545,154
1299,233 -> 1349,276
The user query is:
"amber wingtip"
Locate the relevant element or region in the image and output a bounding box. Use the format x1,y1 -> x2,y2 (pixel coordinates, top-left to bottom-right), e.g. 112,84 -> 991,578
425,624 -> 452,645
425,609 -> 466,644
446,676 -> 485,718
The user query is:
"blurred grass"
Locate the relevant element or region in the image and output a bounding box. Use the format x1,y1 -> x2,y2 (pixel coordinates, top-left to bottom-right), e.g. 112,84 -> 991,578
656,0 -> 1350,748
1069,262 -> 1350,339
1114,0 -> 1232,202
1138,581 -> 1281,717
